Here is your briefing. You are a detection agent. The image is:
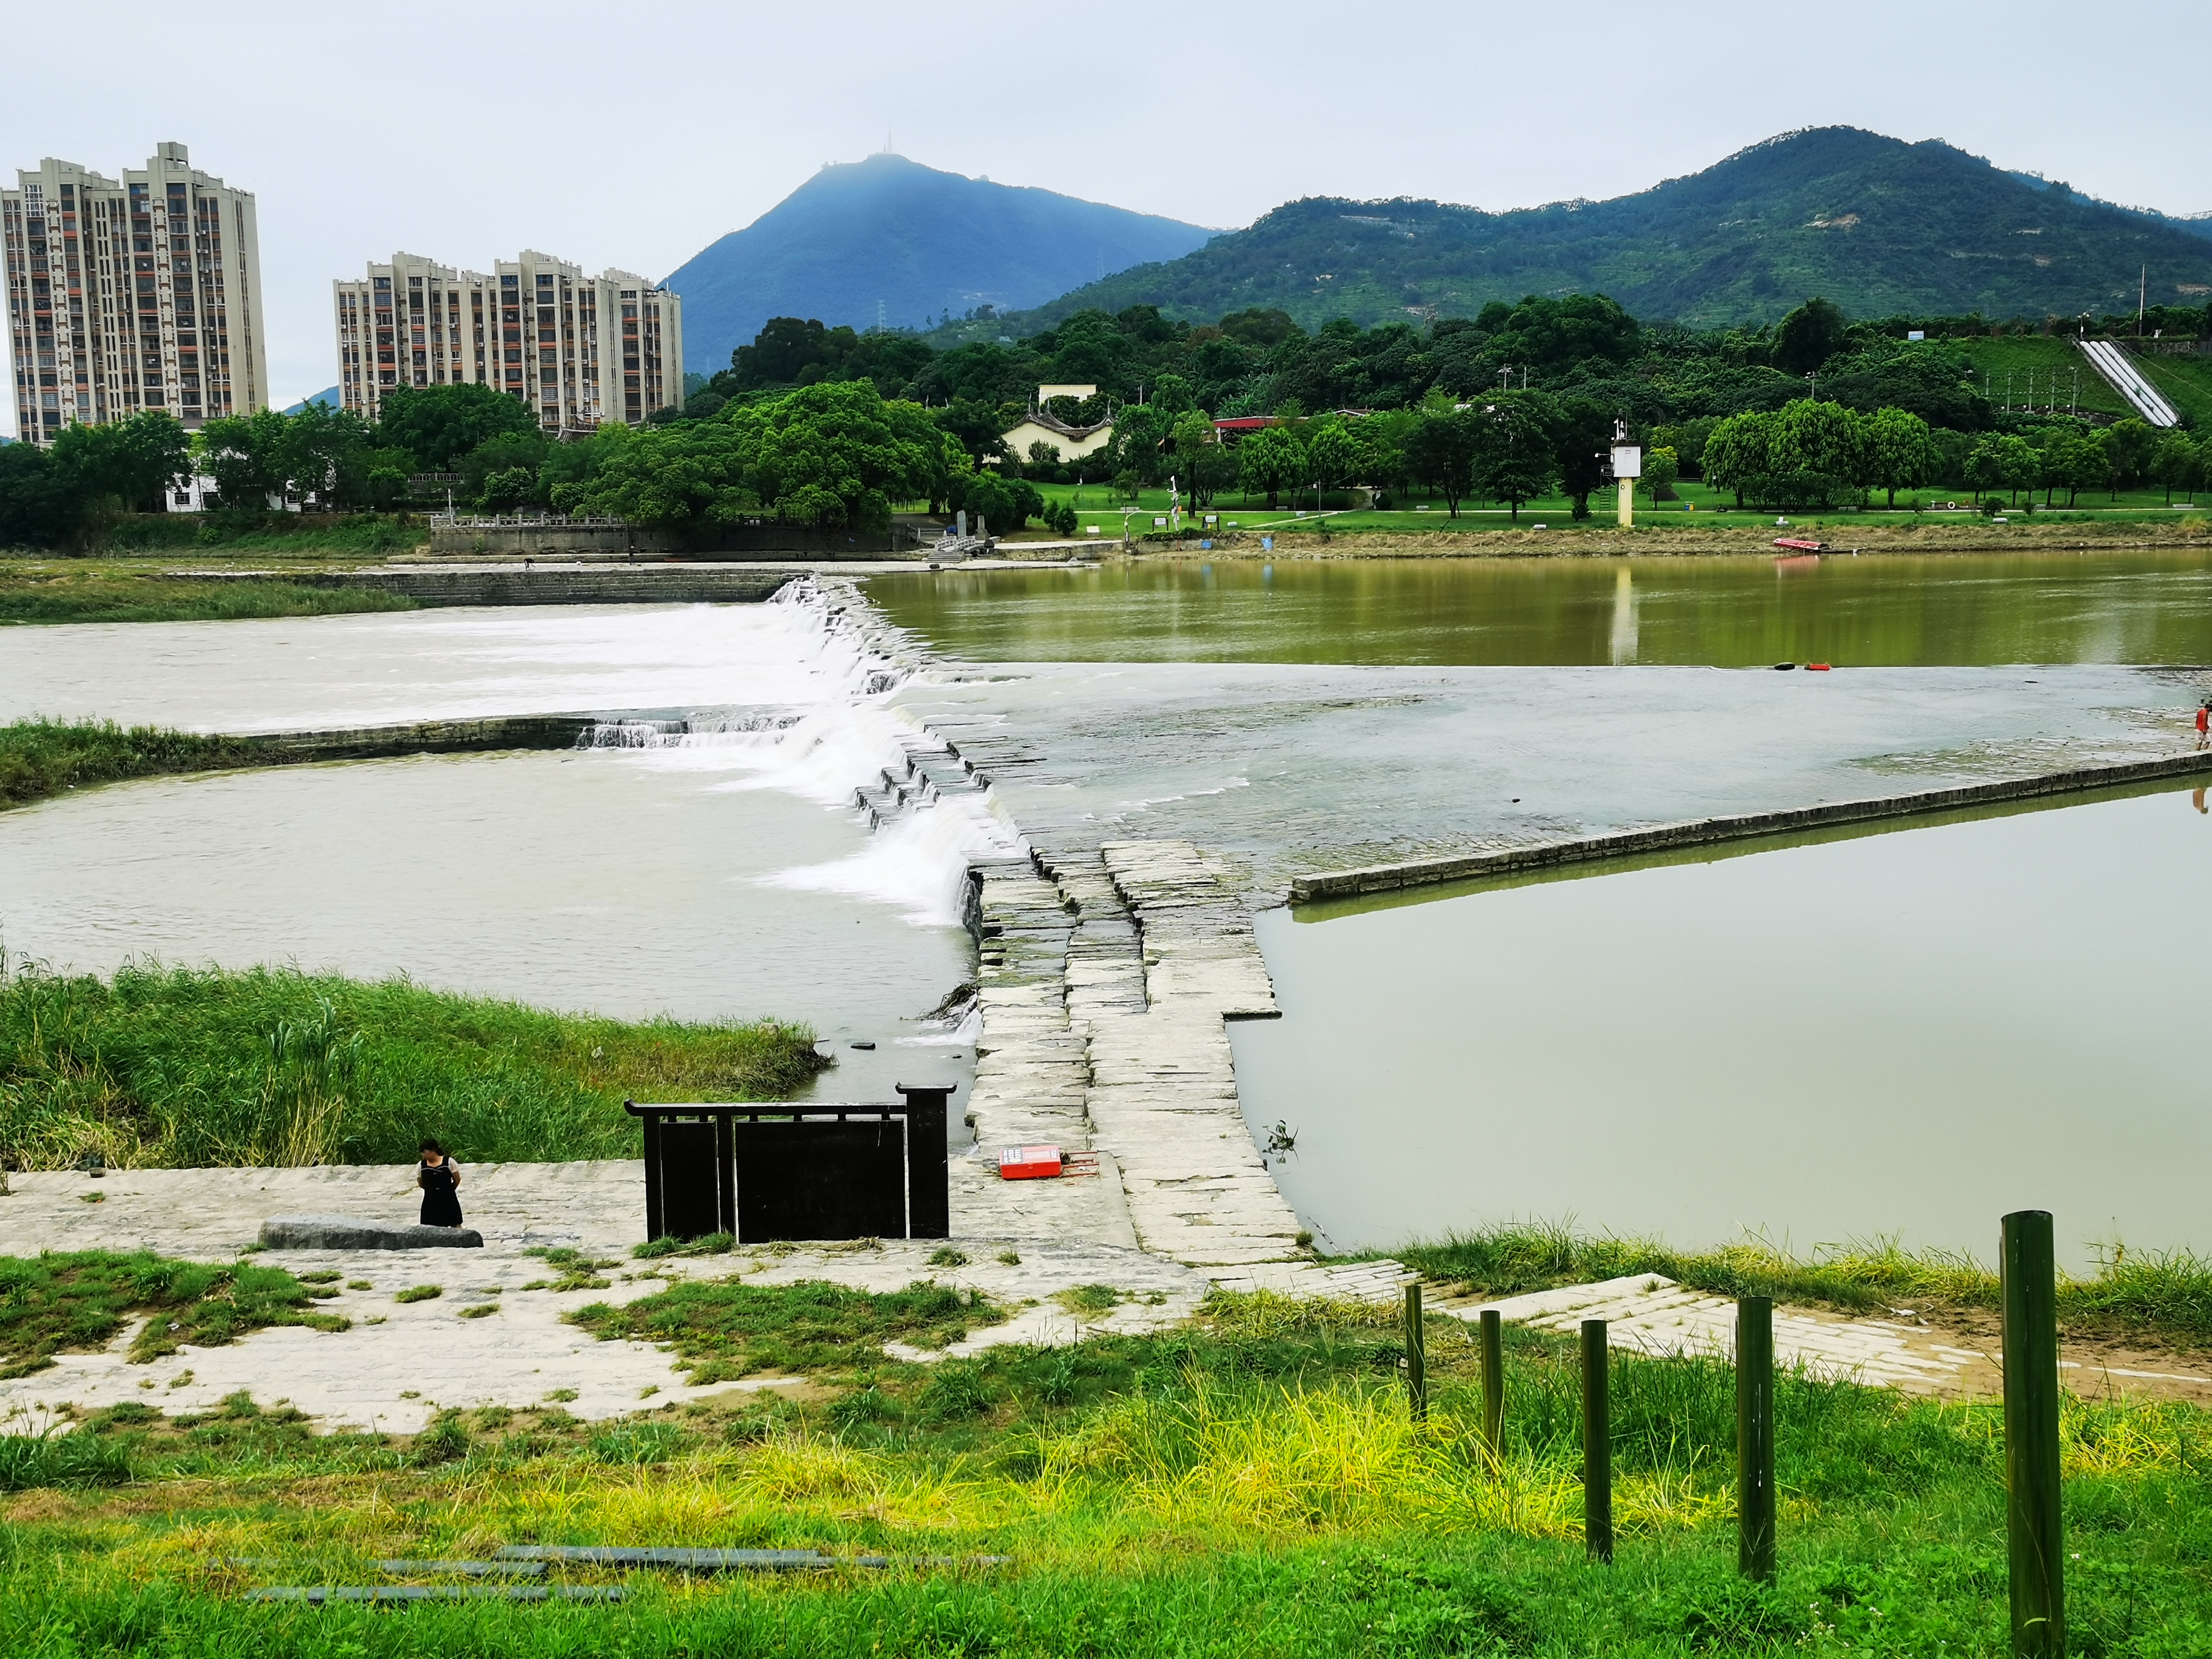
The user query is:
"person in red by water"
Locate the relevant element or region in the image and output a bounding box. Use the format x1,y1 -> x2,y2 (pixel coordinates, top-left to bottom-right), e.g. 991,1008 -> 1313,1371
2197,702 -> 2210,752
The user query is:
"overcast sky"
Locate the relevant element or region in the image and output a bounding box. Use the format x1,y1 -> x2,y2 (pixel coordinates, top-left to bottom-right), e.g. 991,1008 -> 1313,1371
4,0 -> 2200,437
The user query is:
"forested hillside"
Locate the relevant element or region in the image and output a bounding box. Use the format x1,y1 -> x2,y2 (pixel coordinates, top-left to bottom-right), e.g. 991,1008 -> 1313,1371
968,129 -> 2212,338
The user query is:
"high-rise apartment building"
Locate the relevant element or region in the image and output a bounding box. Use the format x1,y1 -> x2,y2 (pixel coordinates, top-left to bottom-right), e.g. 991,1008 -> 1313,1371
3,142 -> 266,442
333,250 -> 681,432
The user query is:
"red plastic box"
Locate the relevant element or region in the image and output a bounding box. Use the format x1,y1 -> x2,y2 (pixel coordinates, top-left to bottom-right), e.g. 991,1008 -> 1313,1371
997,1145 -> 1064,1181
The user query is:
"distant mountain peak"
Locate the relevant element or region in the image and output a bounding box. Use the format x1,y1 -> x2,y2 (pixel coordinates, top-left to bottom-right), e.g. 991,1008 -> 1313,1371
663,158 -> 1212,373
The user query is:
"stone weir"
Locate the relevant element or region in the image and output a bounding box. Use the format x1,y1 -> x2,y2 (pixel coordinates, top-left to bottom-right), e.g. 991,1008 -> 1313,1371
165,565 -> 800,608
817,578 -> 1315,1275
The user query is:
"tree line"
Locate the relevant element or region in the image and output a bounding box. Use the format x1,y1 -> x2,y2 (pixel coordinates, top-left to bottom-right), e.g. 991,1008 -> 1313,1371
5,290 -> 2207,549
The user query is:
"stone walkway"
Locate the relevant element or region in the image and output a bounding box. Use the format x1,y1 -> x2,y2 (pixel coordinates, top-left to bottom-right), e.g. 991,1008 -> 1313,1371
0,1164 -> 1209,1434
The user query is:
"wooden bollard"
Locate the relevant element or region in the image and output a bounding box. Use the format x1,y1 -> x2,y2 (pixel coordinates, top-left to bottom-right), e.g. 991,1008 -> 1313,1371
1736,1295 -> 1777,1584
2002,1210 -> 2065,1658
1403,1282 -> 1427,1424
1480,1307 -> 1504,1458
1581,1318 -> 1613,1564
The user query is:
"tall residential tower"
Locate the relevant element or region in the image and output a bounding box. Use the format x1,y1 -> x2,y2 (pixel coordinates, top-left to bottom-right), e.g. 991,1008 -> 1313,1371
333,250 -> 680,432
3,142 -> 267,442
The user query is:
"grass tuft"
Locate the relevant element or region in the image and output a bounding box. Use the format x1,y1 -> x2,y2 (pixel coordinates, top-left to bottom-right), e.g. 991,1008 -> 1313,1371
0,1250 -> 320,1375
569,1276 -> 1004,1383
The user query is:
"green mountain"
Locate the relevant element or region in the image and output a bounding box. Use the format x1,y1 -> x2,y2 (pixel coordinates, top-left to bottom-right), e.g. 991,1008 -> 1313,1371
994,129 -> 2212,335
663,155 -> 1212,375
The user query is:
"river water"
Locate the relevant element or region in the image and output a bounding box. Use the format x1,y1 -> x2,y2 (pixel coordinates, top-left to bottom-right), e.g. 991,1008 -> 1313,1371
4,553 -> 2207,1253
870,551 -> 2212,667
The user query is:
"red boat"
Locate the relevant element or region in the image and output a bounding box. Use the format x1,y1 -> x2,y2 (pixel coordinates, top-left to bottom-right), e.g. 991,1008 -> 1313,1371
1772,537 -> 1827,553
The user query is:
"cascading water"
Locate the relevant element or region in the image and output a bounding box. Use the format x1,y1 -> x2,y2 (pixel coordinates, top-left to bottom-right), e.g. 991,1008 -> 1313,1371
574,577 -> 1028,928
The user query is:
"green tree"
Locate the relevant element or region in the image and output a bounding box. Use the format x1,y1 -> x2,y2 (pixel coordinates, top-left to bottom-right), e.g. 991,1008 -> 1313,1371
1772,298 -> 1850,376
377,383 -> 538,471
1864,407 -> 1936,508
281,402 -> 375,508
2151,432 -> 2199,506
1769,398 -> 1865,484
0,443 -> 80,548
1700,412 -> 1772,509
1963,436 -> 2007,504
1304,420 -> 1359,496
1551,398 -> 1615,520
1406,404 -> 1480,517
49,412 -> 192,513
1474,393 -> 1555,520
195,409 -> 293,509
723,380 -> 944,531
1236,424 -> 1305,508
1170,411 -> 1234,508
2100,418 -> 2157,496
1639,446 -> 1679,505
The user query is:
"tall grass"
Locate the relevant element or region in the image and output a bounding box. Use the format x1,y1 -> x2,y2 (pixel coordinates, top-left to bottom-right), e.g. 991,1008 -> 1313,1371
0,719 -> 262,811
1395,1218 -> 2212,1345
0,961 -> 826,1168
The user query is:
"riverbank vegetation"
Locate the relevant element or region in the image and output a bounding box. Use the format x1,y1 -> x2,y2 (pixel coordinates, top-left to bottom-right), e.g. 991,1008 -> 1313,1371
10,295 -> 2207,555
1394,1220 -> 2212,1348
0,1284 -> 2205,1654
0,719 -> 267,811
0,563 -> 416,625
0,962 -> 828,1170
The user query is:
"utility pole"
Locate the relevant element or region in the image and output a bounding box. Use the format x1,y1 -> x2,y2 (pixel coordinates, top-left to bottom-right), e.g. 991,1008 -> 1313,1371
2139,266 -> 2147,337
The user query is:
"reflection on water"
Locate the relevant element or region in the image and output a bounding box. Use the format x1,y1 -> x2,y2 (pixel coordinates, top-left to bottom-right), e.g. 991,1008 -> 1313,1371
1230,786 -> 2212,1267
871,552 -> 2212,667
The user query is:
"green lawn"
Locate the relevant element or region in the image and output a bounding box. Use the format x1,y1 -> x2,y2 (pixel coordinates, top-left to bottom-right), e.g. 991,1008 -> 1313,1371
1005,477 -> 2208,544
1,1281 -> 2205,1656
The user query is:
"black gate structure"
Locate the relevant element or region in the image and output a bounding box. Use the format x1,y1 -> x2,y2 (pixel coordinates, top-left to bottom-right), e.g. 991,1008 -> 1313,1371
625,1084 -> 953,1245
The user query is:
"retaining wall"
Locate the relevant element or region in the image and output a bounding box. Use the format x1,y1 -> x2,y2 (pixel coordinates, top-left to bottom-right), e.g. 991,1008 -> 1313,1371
1291,748 -> 2212,902
185,568 -> 800,607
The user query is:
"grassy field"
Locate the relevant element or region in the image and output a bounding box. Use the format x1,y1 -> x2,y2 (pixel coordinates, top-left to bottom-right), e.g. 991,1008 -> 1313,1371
0,961 -> 828,1169
1013,478 -> 2209,545
0,1277 -> 2205,1655
0,562 -> 415,626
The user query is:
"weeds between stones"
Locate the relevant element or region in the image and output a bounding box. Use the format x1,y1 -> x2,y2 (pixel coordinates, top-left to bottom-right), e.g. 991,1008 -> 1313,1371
567,1277 -> 1003,1384
0,1251 -> 335,1376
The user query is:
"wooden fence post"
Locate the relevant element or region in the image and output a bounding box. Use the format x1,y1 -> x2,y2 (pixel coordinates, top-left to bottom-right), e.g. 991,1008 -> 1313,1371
2002,1210 -> 2065,1658
1403,1282 -> 1427,1424
1480,1307 -> 1504,1458
1581,1319 -> 1613,1564
1737,1295 -> 1777,1584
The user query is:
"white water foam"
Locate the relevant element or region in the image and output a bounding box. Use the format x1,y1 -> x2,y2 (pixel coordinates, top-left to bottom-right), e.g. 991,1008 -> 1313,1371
597,578 -> 1026,928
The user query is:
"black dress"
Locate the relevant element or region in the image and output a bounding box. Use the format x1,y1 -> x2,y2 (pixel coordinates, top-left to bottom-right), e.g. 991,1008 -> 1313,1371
418,1159 -> 463,1227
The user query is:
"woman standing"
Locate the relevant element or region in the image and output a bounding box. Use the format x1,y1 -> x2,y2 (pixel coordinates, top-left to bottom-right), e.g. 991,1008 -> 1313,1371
417,1138 -> 464,1228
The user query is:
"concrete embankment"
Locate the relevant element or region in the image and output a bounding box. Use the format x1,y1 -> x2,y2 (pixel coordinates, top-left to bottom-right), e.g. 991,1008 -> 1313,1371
164,565 -> 801,607
236,715 -> 601,764
1292,746 -> 2212,902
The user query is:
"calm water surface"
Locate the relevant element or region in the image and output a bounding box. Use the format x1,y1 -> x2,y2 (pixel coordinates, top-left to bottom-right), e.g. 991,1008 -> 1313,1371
1230,785 -> 2212,1267
871,552 -> 2212,667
